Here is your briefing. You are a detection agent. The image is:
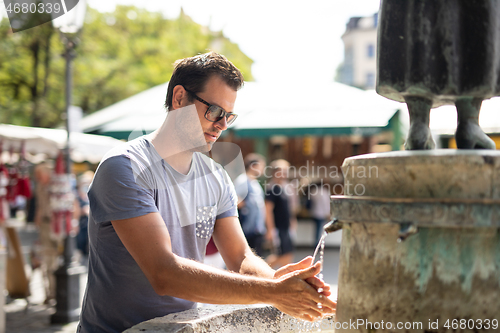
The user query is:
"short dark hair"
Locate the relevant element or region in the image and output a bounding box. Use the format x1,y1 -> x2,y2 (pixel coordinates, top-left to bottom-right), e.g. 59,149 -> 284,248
165,52 -> 244,110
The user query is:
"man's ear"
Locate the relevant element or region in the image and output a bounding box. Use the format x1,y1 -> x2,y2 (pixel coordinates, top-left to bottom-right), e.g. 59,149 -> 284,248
172,85 -> 189,109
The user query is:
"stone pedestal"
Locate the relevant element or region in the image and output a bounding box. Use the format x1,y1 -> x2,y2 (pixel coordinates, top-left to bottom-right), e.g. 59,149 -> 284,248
333,150 -> 500,333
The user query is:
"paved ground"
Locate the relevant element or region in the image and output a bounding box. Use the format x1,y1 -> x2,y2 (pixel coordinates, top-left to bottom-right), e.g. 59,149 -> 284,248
4,223 -> 341,333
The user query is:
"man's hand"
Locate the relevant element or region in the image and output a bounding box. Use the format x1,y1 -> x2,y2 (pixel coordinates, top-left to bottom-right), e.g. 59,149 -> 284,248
270,261 -> 336,322
274,256 -> 332,297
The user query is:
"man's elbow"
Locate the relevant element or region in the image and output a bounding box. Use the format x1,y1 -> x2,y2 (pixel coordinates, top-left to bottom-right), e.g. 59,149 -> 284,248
144,257 -> 178,296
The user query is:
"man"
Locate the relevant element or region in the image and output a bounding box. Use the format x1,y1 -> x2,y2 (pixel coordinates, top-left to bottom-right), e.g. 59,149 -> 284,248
234,153 -> 267,257
77,52 -> 335,333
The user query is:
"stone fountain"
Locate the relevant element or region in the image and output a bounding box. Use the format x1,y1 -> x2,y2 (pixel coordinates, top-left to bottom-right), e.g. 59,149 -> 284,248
329,0 -> 500,332
330,151 -> 500,332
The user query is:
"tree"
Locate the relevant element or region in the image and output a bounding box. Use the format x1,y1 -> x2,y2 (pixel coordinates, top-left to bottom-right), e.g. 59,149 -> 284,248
0,17 -> 60,127
0,5 -> 254,128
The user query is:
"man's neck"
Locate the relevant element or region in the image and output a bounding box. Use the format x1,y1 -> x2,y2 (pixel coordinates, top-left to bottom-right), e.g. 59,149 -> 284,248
149,123 -> 194,176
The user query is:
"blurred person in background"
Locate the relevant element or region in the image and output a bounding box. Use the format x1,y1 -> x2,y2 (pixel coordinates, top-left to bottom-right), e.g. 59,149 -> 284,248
265,159 -> 296,269
33,162 -> 60,305
234,153 -> 267,257
75,170 -> 94,262
309,181 -> 331,245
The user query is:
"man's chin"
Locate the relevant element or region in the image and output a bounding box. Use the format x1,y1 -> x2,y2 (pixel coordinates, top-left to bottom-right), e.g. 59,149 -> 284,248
189,142 -> 214,153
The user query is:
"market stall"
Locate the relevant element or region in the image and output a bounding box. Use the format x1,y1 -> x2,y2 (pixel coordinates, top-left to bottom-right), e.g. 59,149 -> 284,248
0,123 -> 123,313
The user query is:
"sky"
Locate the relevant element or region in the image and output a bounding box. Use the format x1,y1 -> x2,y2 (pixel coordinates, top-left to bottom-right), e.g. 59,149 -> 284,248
0,0 -> 381,84
86,0 -> 381,83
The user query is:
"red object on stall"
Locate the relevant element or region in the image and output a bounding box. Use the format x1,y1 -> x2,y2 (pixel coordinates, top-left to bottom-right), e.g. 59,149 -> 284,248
0,168 -> 8,223
16,142 -> 32,199
51,151 -> 74,237
6,146 -> 18,203
55,150 -> 65,174
0,141 -> 9,223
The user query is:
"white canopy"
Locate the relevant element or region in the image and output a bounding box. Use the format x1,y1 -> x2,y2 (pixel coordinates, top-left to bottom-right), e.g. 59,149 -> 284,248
230,82 -> 406,134
79,79 -> 500,141
80,81 -> 407,138
0,124 -> 124,164
429,97 -> 500,135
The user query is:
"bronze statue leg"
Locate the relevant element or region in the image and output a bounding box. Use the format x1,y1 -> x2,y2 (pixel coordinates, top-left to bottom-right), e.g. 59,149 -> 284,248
404,96 -> 435,150
455,97 -> 495,149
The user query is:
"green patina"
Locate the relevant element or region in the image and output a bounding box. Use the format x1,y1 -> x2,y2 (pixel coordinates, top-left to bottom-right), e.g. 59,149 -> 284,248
403,227 -> 500,293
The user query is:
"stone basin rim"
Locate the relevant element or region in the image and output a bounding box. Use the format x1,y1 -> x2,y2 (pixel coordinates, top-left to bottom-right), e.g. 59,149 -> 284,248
343,149 -> 500,164
330,195 -> 500,228
331,195 -> 500,205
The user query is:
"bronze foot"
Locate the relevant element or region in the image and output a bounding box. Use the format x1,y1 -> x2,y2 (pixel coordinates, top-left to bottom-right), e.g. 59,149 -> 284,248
455,97 -> 495,149
404,96 -> 435,150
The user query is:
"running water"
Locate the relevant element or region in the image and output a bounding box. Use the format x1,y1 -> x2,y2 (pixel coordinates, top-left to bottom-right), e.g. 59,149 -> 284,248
292,230 -> 329,332
313,231 -> 327,265
312,231 -> 329,331
313,231 -> 327,308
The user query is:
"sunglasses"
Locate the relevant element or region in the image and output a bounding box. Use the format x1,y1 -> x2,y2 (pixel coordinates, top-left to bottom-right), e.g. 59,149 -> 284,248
185,89 -> 238,126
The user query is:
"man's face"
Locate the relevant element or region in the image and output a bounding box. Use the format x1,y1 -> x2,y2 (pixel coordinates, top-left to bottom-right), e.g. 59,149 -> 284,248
189,75 -> 237,151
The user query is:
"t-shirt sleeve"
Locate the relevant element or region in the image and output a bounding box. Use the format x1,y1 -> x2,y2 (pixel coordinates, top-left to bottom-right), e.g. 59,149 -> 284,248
265,186 -> 278,204
215,169 -> 238,220
88,155 -> 158,223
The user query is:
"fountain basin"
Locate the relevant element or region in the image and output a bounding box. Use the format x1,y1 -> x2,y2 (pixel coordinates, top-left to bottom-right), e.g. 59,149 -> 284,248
124,304 -> 336,333
333,150 -> 500,332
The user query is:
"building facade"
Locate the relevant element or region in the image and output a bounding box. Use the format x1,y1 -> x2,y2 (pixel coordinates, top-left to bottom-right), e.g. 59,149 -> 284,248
338,13 -> 378,90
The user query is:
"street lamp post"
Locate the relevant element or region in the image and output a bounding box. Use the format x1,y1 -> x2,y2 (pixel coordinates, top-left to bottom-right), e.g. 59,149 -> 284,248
50,1 -> 87,324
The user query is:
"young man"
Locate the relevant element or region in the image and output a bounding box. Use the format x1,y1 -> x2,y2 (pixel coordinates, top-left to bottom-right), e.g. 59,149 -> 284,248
77,52 -> 335,333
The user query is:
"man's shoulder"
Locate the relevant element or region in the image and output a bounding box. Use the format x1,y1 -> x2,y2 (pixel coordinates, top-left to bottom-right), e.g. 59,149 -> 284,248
96,137 -> 162,180
101,136 -> 147,159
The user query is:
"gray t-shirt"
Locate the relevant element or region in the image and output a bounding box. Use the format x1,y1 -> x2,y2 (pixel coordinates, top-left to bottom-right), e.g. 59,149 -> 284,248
78,137 -> 238,333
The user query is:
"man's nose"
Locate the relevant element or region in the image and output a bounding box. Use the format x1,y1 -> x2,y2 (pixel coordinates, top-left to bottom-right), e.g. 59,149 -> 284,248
214,116 -> 228,130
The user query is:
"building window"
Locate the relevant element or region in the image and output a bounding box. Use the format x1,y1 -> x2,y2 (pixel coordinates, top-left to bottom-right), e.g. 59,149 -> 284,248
366,72 -> 375,88
367,44 -> 374,58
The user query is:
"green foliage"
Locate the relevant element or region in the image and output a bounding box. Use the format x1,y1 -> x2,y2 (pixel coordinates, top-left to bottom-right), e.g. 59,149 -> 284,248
0,5 -> 253,128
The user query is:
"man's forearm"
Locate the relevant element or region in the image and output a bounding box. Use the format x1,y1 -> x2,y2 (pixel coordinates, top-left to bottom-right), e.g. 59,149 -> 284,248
238,250 -> 275,278
156,253 -> 275,305
155,253 -> 335,323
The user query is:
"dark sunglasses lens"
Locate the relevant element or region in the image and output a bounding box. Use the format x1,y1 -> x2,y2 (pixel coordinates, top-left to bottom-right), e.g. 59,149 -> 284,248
206,106 -> 237,125
226,114 -> 236,125
207,106 -> 224,121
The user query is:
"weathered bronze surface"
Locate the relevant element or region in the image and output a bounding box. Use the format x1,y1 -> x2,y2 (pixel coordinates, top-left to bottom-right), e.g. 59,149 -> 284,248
376,0 -> 500,149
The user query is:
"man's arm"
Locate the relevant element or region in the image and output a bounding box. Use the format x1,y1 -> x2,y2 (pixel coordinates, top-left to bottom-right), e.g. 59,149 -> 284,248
213,215 -> 332,293
212,216 -> 275,278
111,212 -> 335,321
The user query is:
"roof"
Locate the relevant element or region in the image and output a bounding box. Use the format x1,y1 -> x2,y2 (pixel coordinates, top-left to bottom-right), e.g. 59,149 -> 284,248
0,124 -> 123,163
230,83 -> 404,137
81,82 -> 169,134
81,81 -> 405,140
